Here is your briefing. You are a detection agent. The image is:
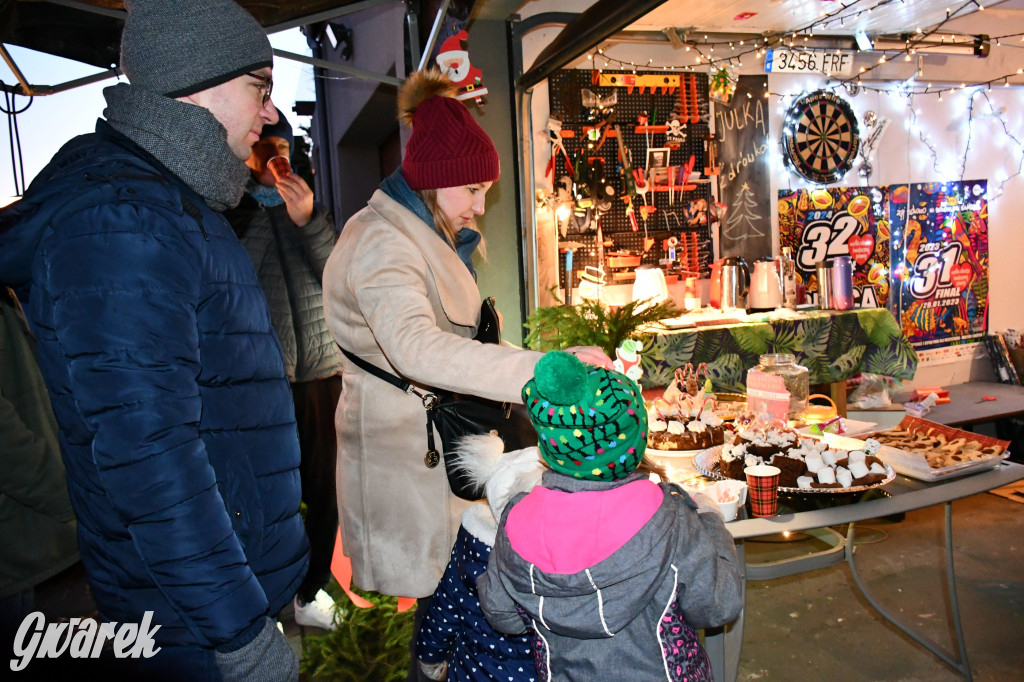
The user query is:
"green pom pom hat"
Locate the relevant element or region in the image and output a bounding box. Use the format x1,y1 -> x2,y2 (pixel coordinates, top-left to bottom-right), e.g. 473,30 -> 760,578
522,351 -> 647,481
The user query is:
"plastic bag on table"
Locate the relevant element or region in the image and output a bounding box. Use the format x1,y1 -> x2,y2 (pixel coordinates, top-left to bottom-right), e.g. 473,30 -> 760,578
848,373 -> 902,409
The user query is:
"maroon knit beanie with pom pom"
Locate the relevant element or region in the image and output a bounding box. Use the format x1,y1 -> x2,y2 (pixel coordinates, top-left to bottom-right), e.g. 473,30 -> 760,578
398,69 -> 499,190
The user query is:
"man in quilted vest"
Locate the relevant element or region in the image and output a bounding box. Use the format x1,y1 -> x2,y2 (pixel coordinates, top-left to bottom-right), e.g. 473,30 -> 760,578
227,108 -> 343,631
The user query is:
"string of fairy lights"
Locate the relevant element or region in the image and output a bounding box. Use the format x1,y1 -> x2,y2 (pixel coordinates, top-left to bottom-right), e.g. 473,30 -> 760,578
587,0 -> 1024,97
580,0 -> 1024,196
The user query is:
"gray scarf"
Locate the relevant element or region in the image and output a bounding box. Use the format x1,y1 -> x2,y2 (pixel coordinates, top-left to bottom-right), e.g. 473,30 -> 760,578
103,82 -> 250,211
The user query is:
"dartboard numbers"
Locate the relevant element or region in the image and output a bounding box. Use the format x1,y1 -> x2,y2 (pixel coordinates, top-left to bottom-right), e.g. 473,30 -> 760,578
782,91 -> 861,184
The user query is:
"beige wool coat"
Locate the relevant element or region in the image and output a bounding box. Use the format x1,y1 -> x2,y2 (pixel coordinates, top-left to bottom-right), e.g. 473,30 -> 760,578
323,190 -> 542,598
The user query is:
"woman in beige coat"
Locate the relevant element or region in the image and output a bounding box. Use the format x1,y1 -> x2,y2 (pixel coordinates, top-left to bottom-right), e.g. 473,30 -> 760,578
323,68 -> 546,604
324,68 -> 613,615
324,71 -> 611,680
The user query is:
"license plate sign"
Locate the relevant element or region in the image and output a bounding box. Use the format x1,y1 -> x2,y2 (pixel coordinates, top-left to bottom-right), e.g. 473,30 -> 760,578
765,48 -> 854,76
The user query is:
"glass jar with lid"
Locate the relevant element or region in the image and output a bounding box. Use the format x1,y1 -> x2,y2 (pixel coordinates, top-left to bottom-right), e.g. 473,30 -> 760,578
753,353 -> 809,419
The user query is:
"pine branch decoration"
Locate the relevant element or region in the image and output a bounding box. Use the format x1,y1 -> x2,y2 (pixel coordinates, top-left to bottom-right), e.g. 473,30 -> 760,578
525,291 -> 679,357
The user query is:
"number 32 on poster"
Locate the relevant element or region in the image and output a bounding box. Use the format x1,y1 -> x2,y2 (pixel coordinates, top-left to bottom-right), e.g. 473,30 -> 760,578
796,213 -> 860,270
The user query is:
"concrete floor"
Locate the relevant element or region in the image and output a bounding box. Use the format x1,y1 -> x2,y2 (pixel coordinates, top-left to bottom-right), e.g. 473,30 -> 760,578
737,491 -> 1024,682
21,489 -> 1024,681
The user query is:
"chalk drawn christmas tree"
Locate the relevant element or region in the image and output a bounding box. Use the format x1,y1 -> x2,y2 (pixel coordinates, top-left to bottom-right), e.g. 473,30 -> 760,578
724,182 -> 765,238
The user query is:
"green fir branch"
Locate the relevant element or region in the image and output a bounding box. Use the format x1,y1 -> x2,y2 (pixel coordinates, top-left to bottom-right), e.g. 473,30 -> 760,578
300,589 -> 415,681
525,290 -> 680,358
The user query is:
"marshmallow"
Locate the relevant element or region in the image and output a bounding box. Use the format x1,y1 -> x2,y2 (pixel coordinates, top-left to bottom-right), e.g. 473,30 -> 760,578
869,462 -> 887,475
797,476 -> 815,489
864,438 -> 881,455
848,460 -> 870,479
805,453 -> 825,474
817,467 -> 837,485
821,449 -> 838,466
835,466 -> 853,488
847,450 -> 866,465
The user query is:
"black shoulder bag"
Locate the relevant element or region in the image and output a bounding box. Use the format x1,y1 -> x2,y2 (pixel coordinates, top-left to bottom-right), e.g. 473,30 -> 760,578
340,298 -> 538,500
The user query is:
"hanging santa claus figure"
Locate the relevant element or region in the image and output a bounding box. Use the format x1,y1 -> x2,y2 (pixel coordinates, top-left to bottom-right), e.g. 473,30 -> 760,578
435,29 -> 488,107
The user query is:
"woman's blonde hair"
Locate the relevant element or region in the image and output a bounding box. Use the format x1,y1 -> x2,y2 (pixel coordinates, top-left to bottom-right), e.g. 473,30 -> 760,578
417,188 -> 486,259
418,188 -> 459,248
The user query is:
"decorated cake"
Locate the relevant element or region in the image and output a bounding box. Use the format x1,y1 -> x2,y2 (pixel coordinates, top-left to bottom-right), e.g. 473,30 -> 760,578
648,364 -> 727,451
716,415 -> 889,489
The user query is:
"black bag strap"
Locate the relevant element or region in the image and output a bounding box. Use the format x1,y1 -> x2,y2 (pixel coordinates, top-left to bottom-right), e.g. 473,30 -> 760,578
338,296 -> 498,391
337,296 -> 501,468
339,347 -> 413,394
339,346 -> 441,466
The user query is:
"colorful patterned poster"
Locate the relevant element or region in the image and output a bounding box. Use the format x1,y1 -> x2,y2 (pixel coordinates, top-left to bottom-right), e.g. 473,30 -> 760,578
777,186 -> 891,308
888,181 -> 989,349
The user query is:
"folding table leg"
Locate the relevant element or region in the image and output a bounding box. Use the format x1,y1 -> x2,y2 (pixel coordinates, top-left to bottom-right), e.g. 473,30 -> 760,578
845,506 -> 973,680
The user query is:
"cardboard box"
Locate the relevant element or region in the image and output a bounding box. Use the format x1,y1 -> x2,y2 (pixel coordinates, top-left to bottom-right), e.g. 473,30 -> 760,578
1010,347 -> 1024,380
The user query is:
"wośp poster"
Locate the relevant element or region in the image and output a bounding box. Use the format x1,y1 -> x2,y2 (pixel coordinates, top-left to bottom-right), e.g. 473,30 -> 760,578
888,181 -> 989,349
777,186 -> 891,308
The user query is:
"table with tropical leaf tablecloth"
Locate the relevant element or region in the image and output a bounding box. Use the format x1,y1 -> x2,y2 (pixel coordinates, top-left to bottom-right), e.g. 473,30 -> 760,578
639,308 -> 918,392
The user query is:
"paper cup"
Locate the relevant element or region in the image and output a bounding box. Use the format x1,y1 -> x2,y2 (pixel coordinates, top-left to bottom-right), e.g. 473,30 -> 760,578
706,480 -> 748,522
744,464 -> 781,517
267,155 -> 291,182
715,495 -> 740,522
718,479 -> 748,507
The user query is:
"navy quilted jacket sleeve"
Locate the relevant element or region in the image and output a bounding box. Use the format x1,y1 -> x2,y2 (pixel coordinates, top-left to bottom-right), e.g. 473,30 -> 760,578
38,199 -> 270,645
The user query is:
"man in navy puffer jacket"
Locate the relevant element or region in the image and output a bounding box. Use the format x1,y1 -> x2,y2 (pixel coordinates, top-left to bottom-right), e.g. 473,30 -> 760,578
0,1 -> 309,680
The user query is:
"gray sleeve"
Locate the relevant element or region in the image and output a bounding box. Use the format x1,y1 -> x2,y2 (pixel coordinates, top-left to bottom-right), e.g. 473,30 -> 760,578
297,208 -> 337,280
671,492 -> 745,630
477,554 -> 530,636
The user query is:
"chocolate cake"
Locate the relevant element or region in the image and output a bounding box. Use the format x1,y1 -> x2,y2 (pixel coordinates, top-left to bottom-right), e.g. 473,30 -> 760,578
714,427 -> 889,490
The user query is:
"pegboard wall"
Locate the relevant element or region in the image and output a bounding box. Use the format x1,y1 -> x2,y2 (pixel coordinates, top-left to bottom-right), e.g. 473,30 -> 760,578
545,68 -> 714,290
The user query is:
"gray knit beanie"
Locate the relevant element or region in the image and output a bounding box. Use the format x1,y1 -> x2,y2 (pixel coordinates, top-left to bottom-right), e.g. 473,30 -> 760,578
120,0 -> 273,98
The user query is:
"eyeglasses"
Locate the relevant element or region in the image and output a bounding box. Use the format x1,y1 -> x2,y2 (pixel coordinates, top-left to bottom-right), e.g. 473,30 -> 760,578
246,71 -> 273,106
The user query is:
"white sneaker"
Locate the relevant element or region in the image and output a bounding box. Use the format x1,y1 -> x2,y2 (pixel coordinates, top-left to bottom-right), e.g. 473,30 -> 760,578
293,589 -> 340,630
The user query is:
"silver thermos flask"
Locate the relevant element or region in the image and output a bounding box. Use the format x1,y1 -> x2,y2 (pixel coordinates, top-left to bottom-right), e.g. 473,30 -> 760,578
816,261 -> 834,310
831,255 -> 855,310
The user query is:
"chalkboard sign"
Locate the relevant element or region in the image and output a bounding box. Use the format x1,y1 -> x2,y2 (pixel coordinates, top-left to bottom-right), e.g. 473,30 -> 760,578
715,75 -> 772,261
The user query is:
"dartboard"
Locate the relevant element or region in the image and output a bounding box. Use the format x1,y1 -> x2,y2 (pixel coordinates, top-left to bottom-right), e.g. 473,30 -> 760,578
781,90 -> 860,184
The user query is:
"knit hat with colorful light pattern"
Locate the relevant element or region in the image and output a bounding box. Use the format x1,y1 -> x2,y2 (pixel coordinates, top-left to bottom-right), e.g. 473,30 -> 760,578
522,351 -> 647,481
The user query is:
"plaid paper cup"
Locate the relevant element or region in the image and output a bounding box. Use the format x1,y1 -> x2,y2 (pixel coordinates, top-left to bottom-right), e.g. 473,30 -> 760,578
744,464 -> 781,517
267,155 -> 291,182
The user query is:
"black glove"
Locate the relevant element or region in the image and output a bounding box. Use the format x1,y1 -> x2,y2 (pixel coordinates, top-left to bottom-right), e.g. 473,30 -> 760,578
214,617 -> 297,682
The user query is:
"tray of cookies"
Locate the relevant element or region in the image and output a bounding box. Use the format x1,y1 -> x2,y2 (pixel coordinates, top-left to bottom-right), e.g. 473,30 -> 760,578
869,416 -> 1010,482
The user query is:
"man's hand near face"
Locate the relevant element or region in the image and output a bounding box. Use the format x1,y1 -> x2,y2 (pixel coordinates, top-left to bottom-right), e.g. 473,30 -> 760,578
275,172 -> 314,226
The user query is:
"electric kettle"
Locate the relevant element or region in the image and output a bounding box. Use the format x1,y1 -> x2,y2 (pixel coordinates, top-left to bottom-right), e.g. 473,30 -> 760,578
719,257 -> 750,310
749,257 -> 783,311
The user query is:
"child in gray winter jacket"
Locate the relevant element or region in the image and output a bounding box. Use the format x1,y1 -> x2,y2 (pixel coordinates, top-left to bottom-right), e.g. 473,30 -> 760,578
478,351 -> 744,681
